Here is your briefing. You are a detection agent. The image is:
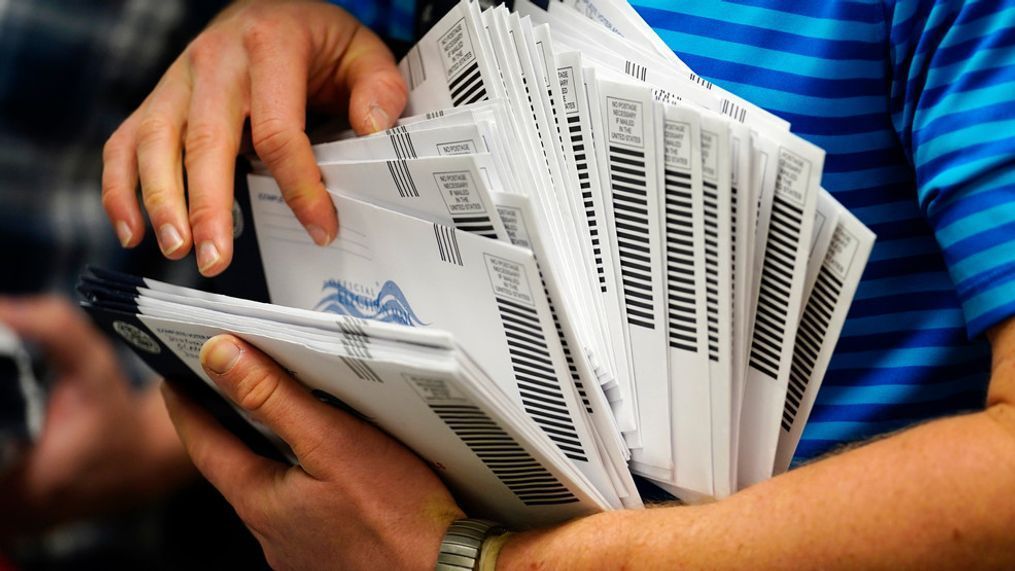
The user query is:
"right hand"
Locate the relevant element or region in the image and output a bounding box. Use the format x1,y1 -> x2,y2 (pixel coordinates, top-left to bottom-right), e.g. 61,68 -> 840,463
101,0 -> 408,277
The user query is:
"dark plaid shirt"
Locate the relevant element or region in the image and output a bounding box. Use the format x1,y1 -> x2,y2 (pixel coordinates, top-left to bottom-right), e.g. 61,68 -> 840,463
0,0 -> 227,297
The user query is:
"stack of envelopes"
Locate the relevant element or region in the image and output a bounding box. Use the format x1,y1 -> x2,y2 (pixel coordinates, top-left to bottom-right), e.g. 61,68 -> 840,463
81,0 -> 876,525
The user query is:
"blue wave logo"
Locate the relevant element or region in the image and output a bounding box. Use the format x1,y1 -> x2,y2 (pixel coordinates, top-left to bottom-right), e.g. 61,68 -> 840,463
315,280 -> 428,327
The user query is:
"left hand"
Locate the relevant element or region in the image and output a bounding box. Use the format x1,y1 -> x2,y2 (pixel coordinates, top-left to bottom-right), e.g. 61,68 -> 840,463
0,296 -> 193,538
163,334 -> 465,571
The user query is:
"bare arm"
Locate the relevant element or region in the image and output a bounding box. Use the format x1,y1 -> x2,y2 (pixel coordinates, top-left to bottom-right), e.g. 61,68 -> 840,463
498,318 -> 1015,570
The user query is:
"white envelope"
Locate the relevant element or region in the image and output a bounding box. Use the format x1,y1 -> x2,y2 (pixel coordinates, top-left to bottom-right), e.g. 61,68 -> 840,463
248,175 -> 623,507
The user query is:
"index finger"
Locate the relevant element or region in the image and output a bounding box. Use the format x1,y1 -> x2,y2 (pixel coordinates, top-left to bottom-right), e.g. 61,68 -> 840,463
245,21 -> 337,246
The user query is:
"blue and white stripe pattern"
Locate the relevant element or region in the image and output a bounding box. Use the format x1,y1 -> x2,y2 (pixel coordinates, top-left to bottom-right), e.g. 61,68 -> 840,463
631,0 -> 1015,463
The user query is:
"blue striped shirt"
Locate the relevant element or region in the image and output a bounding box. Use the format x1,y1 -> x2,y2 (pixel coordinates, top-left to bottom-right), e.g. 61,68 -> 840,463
343,0 -> 1015,464
631,0 -> 1015,462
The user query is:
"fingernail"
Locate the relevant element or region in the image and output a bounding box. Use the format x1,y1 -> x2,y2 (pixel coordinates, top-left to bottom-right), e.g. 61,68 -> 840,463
158,224 -> 185,256
202,337 -> 241,375
115,221 -> 133,247
366,104 -> 390,133
197,241 -> 221,274
306,224 -> 332,246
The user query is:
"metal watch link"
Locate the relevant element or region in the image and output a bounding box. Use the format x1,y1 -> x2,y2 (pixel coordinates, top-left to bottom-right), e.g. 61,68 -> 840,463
435,518 -> 504,571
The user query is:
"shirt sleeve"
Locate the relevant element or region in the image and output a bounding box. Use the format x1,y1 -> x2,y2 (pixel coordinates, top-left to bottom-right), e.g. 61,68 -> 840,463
888,0 -> 1015,337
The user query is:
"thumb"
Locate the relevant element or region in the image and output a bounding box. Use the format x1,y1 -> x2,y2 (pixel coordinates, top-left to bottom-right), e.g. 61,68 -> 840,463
0,296 -> 103,376
340,26 -> 409,135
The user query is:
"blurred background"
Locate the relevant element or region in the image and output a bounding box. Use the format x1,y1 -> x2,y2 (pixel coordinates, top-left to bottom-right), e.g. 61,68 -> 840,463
0,0 -> 467,567
0,0 -> 265,568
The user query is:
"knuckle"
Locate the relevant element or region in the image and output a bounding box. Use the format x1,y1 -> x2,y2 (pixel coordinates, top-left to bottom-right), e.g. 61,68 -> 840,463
378,72 -> 409,100
101,180 -> 125,213
184,122 -> 229,163
281,185 -> 321,214
187,32 -> 227,71
136,114 -> 178,151
251,117 -> 299,166
187,201 -> 222,232
233,367 -> 280,413
141,184 -> 175,214
240,10 -> 280,54
102,130 -> 130,164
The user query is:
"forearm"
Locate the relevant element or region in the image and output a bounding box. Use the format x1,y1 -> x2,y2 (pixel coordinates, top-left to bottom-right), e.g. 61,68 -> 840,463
500,323 -> 1015,570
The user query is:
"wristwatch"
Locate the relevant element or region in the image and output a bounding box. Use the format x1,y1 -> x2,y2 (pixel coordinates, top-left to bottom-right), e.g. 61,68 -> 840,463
435,518 -> 505,570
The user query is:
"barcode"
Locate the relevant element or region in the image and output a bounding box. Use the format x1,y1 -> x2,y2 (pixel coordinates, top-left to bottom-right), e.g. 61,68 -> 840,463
434,223 -> 464,266
336,319 -> 368,337
609,145 -> 655,330
521,76 -> 552,171
408,46 -> 426,90
624,60 -> 648,82
540,270 -> 593,415
749,195 -> 804,378
702,179 -> 720,361
425,109 -> 446,120
449,61 -> 488,107
689,72 -> 713,90
387,126 -> 418,160
731,183 -> 738,317
495,296 -> 589,462
451,215 -> 498,239
339,356 -> 382,383
782,266 -> 843,430
568,115 -> 606,292
338,327 -> 370,359
387,159 -> 419,198
720,99 -> 748,123
429,403 -> 579,506
664,168 -> 698,353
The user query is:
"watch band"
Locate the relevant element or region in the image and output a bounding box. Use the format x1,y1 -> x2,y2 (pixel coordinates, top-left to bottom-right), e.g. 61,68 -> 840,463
435,518 -> 505,571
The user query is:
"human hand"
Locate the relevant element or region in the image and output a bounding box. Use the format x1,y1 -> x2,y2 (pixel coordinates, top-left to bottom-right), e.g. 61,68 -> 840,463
102,0 -> 408,277
162,334 -> 464,570
0,296 -> 194,537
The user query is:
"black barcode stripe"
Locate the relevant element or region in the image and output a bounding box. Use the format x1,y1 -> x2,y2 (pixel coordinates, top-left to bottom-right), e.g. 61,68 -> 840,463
433,223 -> 463,266
339,356 -> 382,383
566,115 -> 606,292
451,215 -> 497,239
429,404 -> 578,506
386,159 -> 419,198
702,180 -> 720,361
731,184 -> 738,321
689,72 -> 713,90
387,128 -> 418,160
624,60 -> 648,81
664,168 -> 698,353
781,265 -> 844,430
448,61 -> 487,107
609,145 -> 655,329
495,297 -> 588,462
720,98 -> 748,123
749,195 -> 804,378
338,330 -> 370,359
